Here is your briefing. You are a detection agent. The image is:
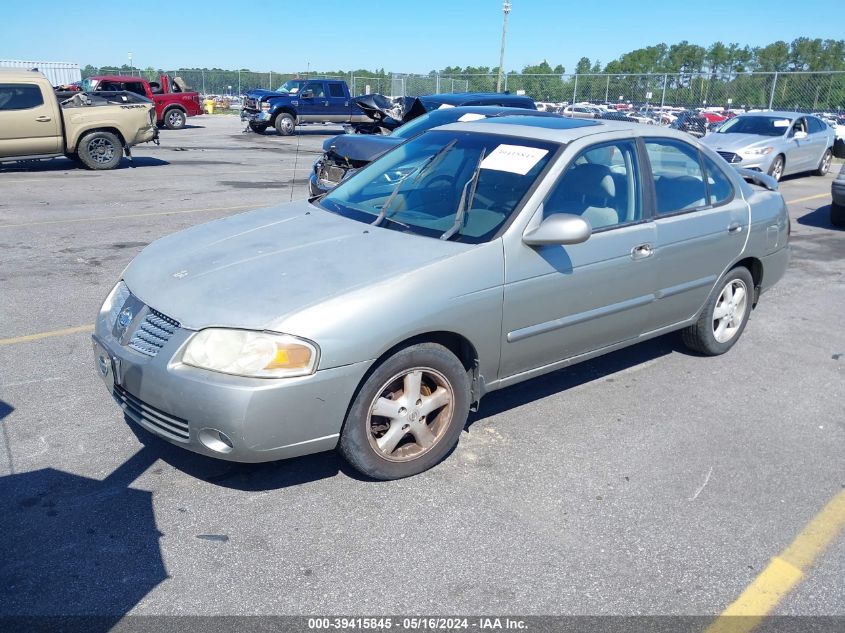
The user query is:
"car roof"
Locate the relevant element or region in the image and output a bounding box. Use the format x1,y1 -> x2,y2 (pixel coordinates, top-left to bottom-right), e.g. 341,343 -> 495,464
419,92 -> 534,106
0,68 -> 47,81
441,116 -> 696,144
740,111 -> 807,119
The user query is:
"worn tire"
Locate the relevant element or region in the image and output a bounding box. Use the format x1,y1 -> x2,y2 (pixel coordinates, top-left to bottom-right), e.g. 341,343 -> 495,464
682,267 -> 754,356
831,201 -> 845,228
814,149 -> 833,176
274,113 -> 296,136
76,131 -> 122,170
163,108 -> 187,130
767,155 -> 785,181
248,122 -> 268,134
338,343 -> 470,480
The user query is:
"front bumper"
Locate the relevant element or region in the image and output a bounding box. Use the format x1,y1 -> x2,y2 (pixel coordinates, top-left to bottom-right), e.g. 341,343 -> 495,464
92,307 -> 373,463
240,109 -> 272,123
720,152 -> 777,173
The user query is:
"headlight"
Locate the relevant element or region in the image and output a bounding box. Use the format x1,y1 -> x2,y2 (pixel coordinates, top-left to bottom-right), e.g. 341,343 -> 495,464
101,281 -> 130,328
182,329 -> 319,378
742,147 -> 774,156
260,102 -> 271,112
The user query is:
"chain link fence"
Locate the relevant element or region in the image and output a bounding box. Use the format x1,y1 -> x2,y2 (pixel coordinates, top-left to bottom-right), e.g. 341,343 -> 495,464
80,67 -> 845,112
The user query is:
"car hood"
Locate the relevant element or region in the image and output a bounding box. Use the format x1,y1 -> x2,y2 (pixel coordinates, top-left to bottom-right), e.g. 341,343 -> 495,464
322,134 -> 403,162
245,89 -> 291,101
122,201 -> 468,332
702,133 -> 783,151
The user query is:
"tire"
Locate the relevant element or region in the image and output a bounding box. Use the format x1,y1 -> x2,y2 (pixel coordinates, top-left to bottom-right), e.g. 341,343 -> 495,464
814,149 -> 833,176
831,201 -> 845,228
682,267 -> 754,356
163,108 -> 187,130
274,113 -> 296,136
338,343 -> 471,480
76,131 -> 122,170
248,121 -> 268,134
767,155 -> 785,181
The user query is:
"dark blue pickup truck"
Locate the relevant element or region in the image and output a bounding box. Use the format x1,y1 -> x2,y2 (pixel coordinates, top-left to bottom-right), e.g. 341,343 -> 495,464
241,79 -> 369,135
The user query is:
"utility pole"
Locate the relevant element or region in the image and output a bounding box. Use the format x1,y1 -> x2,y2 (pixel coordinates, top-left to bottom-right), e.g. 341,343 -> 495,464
496,1 -> 512,93
128,52 -> 133,75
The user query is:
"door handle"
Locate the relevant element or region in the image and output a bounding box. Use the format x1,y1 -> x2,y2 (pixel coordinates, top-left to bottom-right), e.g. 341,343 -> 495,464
728,222 -> 743,234
631,243 -> 653,260
35,115 -> 52,122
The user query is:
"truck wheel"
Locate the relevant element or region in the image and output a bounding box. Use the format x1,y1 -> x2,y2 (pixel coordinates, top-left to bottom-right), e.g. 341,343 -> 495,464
164,109 -> 187,130
248,122 -> 268,134
77,131 -> 123,170
274,113 -> 296,136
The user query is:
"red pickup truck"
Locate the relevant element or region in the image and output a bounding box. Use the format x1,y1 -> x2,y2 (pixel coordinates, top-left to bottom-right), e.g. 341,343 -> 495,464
81,75 -> 203,129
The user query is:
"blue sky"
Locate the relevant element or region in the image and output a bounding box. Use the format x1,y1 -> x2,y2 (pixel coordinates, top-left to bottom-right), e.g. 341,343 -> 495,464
1,0 -> 841,73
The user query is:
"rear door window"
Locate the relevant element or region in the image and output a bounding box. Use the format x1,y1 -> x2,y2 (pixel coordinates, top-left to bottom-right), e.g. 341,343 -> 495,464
328,83 -> 345,98
702,154 -> 734,206
807,117 -> 825,134
644,139 -> 707,215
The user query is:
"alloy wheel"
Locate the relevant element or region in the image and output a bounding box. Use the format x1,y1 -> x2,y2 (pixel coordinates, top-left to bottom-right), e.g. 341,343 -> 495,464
366,367 -> 454,462
87,137 -> 115,164
712,279 -> 748,343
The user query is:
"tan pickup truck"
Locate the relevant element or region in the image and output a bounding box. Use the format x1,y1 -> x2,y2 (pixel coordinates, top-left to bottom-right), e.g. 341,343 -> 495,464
0,69 -> 158,170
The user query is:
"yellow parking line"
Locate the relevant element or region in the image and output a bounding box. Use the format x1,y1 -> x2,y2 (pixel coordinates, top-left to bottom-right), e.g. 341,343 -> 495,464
704,489 -> 845,633
785,193 -> 830,205
0,324 -> 93,346
0,202 -> 280,229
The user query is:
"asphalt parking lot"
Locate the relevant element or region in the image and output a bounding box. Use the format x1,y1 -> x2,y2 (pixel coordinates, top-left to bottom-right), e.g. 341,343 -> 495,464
0,115 -> 843,619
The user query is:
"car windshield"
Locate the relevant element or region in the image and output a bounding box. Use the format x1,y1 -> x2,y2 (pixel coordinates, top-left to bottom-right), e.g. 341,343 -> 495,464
717,116 -> 792,137
391,110 -> 484,140
81,78 -> 98,91
318,130 -> 557,243
275,80 -> 306,94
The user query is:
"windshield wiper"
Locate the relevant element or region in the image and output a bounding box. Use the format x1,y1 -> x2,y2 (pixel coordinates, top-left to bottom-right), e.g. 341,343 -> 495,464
371,140 -> 457,227
441,147 -> 486,241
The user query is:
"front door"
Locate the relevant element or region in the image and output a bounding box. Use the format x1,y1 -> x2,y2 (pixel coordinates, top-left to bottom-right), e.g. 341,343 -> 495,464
644,139 -> 749,330
297,81 -> 330,122
0,82 -> 61,158
500,139 -> 658,379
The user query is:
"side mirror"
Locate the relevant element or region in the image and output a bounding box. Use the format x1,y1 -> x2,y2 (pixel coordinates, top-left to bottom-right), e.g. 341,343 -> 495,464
523,213 -> 592,246
300,90 -> 314,99
793,130 -> 808,140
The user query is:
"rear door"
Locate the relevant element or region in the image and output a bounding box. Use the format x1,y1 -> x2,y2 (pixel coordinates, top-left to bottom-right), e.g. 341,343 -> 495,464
806,116 -> 831,167
297,81 -> 330,122
787,117 -> 814,172
326,82 -> 350,121
645,138 -> 748,331
0,82 -> 61,158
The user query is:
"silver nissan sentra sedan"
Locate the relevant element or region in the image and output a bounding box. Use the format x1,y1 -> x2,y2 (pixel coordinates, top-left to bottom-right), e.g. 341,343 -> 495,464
93,117 -> 790,479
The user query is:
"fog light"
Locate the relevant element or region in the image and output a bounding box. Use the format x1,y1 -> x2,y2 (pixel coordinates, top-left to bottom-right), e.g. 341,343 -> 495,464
199,429 -> 234,454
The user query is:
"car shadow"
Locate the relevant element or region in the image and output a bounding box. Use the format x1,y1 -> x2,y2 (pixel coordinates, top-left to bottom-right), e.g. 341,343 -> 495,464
796,203 -> 841,230
467,332 -> 685,428
0,156 -> 169,173
0,395 -> 167,627
124,421 -> 369,489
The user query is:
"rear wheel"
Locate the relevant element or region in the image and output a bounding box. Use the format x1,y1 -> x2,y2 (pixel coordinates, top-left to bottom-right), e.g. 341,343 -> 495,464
274,113 -> 296,136
163,109 -> 186,130
767,155 -> 785,181
338,343 -> 470,480
76,131 -> 122,170
814,149 -> 833,176
682,267 -> 754,356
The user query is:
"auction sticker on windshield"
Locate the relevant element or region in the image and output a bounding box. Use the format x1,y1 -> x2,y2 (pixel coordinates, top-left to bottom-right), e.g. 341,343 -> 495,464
480,144 -> 550,175
774,119 -> 790,127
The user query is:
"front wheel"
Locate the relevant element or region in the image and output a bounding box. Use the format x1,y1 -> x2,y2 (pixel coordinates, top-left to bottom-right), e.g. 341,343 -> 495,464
768,155 -> 785,181
76,131 -> 122,170
682,267 -> 754,356
163,109 -> 187,130
274,113 -> 296,136
338,343 -> 470,480
814,149 -> 833,176
248,121 -> 268,134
